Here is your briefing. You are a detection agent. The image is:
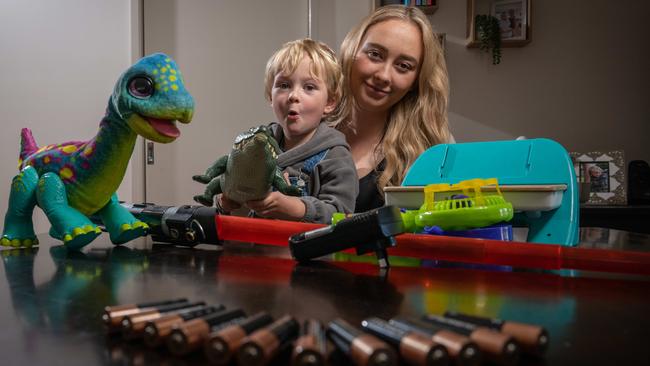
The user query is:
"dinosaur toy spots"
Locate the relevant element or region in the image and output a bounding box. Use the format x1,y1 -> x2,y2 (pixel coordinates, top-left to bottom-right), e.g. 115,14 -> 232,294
82,144 -> 94,156
60,145 -> 78,154
2,53 -> 194,250
59,166 -> 75,182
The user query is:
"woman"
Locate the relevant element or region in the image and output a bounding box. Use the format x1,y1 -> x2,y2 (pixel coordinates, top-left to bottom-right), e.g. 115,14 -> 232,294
332,5 -> 453,212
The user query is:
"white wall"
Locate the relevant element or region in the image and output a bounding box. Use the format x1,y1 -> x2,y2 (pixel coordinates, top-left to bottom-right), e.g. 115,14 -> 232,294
0,0 -> 136,234
312,0 -> 374,51
432,0 -> 649,165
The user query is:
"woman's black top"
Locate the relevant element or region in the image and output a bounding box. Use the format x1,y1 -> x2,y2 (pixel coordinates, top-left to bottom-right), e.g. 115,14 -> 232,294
355,160 -> 386,213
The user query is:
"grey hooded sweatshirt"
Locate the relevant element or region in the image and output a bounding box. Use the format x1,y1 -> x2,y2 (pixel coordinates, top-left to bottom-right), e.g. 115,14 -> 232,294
269,122 -> 358,223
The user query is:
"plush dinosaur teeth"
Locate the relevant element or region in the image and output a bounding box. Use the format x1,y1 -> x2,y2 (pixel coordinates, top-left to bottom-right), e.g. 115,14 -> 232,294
147,117 -> 180,138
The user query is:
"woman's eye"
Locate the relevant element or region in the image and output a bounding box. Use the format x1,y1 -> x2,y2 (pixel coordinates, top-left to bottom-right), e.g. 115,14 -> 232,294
128,76 -> 154,98
397,62 -> 414,72
367,50 -> 382,60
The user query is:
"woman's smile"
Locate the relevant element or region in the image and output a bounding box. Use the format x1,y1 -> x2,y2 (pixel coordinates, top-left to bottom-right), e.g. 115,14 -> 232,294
364,82 -> 389,99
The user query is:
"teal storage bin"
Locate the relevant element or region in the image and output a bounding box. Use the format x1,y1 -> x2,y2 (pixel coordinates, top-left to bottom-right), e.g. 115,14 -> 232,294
402,138 -> 579,246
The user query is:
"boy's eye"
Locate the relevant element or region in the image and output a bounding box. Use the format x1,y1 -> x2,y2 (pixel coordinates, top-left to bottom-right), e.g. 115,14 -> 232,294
304,84 -> 317,91
275,81 -> 290,89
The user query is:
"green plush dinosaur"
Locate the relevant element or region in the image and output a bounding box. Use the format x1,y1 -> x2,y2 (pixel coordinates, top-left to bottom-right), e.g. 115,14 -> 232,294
1,53 -> 194,250
192,125 -> 301,206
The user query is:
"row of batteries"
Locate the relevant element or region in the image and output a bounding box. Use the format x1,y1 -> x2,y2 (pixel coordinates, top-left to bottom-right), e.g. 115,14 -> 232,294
103,298 -> 549,366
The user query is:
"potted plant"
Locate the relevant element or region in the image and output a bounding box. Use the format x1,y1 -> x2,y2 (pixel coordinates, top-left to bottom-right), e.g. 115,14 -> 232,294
475,14 -> 501,65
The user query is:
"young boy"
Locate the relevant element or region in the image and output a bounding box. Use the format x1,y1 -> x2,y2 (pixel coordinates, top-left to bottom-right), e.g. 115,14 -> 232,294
217,39 -> 358,223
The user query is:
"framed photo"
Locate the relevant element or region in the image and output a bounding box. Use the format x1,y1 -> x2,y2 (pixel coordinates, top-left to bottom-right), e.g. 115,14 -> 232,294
491,0 -> 528,41
570,150 -> 627,205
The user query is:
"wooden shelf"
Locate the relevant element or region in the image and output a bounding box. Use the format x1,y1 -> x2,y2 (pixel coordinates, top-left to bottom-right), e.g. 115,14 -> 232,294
374,1 -> 438,15
466,39 -> 530,48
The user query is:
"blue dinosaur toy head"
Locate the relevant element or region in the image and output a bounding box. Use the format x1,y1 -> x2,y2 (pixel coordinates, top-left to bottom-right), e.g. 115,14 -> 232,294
111,53 -> 194,143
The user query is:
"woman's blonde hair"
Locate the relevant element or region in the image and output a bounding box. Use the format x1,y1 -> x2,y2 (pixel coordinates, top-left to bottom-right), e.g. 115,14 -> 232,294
264,38 -> 342,122
334,5 -> 451,191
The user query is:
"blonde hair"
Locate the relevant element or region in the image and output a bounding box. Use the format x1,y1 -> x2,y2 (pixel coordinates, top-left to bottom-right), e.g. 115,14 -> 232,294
334,5 -> 451,191
264,38 -> 342,122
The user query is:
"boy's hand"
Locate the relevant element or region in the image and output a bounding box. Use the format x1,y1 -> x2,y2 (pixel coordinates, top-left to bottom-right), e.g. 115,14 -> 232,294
218,194 -> 241,213
246,192 -> 305,220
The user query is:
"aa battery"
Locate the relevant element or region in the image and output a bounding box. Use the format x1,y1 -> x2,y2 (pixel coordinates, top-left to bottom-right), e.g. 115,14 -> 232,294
292,319 -> 328,366
421,314 -> 520,366
143,304 -> 224,347
204,312 -> 274,365
237,315 -> 299,366
443,311 -> 549,356
167,308 -> 246,356
102,298 -> 188,331
327,318 -> 396,366
121,301 -> 206,338
362,317 -> 448,366
390,318 -> 481,366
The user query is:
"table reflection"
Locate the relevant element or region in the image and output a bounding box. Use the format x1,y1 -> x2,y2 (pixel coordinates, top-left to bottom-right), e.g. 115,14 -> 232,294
0,228 -> 648,365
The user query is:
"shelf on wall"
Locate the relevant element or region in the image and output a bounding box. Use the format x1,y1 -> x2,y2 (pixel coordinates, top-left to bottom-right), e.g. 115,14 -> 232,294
466,0 -> 532,48
375,1 -> 438,15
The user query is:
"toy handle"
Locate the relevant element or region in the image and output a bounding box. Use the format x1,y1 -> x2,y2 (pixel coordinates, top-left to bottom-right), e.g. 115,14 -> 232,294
288,206 -> 403,267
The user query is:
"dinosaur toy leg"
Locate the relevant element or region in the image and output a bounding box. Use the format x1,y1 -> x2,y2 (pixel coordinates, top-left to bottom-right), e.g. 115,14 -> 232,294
2,166 -> 39,248
193,177 -> 224,206
95,194 -> 148,244
192,155 -> 228,184
36,172 -> 101,250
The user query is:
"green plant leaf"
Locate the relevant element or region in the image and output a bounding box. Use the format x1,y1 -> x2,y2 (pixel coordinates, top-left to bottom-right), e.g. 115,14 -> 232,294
475,14 -> 501,65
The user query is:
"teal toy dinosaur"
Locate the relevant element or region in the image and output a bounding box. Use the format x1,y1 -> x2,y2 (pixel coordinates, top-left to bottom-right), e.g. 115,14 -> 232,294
1,53 -> 194,250
192,125 -> 301,206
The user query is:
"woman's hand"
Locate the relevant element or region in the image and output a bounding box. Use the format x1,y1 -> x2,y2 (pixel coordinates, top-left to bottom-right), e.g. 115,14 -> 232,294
246,192 -> 305,221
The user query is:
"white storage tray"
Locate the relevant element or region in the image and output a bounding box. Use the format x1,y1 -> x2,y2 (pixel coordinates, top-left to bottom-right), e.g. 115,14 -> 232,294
384,184 -> 567,212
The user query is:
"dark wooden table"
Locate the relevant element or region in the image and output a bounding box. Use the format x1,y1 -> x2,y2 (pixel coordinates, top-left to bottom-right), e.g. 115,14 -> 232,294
581,204 -> 650,234
1,228 -> 649,365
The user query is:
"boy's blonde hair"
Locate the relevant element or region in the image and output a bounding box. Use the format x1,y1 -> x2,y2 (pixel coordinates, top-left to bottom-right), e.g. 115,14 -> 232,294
264,39 -> 342,122
333,5 -> 452,192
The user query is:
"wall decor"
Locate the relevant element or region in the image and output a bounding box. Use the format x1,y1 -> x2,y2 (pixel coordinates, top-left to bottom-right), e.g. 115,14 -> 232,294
570,150 -> 627,205
467,0 -> 532,47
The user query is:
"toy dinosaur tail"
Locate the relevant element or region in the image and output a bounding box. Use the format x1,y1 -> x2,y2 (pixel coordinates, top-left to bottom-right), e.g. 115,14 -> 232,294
19,128 -> 39,164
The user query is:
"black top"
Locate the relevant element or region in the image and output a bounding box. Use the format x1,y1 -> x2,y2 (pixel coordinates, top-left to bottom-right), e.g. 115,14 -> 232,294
355,161 -> 385,213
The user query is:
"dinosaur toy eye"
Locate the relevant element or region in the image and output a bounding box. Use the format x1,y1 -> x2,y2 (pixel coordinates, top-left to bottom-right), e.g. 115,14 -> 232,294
128,76 -> 154,98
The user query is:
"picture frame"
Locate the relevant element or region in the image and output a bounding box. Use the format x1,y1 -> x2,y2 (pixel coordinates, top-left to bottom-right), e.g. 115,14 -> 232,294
570,150 -> 627,205
491,0 -> 527,41
466,0 -> 532,47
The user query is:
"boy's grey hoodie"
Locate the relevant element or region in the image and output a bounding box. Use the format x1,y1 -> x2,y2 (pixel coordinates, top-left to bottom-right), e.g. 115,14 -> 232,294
269,122 -> 358,223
